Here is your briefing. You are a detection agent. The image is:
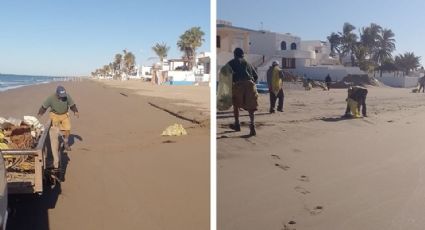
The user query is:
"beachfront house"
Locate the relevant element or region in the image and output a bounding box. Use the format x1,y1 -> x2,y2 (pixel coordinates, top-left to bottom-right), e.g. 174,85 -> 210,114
217,20 -> 365,82
147,52 -> 211,85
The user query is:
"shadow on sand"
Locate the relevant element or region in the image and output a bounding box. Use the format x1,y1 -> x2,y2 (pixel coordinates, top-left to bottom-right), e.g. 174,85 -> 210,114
7,183 -> 62,230
320,116 -> 353,122
6,135 -> 75,230
217,112 -> 270,119
68,134 -> 83,147
217,133 -> 255,140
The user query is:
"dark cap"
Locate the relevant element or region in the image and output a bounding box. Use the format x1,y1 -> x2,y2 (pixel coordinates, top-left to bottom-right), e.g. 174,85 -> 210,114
233,48 -> 244,58
56,85 -> 67,98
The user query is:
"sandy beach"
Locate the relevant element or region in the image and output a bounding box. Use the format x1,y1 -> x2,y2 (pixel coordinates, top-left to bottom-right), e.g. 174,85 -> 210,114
0,80 -> 209,230
218,84 -> 425,230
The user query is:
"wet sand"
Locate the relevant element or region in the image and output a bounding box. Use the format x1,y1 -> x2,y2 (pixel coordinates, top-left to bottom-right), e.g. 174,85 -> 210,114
218,85 -> 425,230
0,80 -> 209,230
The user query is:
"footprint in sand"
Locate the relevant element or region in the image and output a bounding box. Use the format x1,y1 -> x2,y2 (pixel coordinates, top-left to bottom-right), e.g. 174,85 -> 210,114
294,186 -> 310,195
282,220 -> 297,230
275,163 -> 290,171
298,175 -> 310,182
309,206 -> 324,215
271,154 -> 281,160
292,148 -> 302,153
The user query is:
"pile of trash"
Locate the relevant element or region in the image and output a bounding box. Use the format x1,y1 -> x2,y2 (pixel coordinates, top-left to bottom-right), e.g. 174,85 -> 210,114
332,74 -> 382,88
161,124 -> 187,136
0,116 -> 44,150
303,80 -> 328,90
0,116 -> 44,173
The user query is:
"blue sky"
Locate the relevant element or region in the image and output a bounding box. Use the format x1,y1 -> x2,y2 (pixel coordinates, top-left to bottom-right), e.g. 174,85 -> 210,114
0,0 -> 210,76
218,0 -> 425,67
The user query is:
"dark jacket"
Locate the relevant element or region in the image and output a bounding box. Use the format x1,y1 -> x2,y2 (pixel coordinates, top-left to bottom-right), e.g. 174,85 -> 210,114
228,58 -> 258,83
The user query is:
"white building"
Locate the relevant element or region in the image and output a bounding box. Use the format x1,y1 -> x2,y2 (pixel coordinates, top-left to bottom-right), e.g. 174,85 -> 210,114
217,20 -> 364,82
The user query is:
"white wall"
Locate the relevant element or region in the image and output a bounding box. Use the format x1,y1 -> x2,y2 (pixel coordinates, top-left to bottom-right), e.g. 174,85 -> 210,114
376,74 -> 419,88
141,66 -> 152,76
249,30 -> 301,57
294,66 -> 364,82
249,31 -> 277,56
167,71 -> 196,82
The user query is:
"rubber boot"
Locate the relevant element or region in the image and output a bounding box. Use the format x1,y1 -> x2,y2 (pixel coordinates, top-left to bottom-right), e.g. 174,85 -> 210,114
230,122 -> 241,132
249,124 -> 256,136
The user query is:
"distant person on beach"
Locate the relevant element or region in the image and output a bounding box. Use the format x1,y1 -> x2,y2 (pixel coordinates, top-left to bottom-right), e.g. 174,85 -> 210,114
267,61 -> 285,113
226,48 -> 259,136
325,74 -> 332,90
38,86 -> 79,151
344,85 -> 368,118
418,75 -> 425,93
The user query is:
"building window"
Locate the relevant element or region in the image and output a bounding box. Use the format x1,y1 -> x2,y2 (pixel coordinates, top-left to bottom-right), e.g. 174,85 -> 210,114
217,36 -> 221,48
291,43 -> 297,50
315,50 -> 319,53
281,41 -> 287,50
282,58 -> 296,69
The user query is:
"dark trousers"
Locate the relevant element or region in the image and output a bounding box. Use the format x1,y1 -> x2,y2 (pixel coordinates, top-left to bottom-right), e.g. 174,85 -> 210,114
345,95 -> 367,116
270,88 -> 284,110
326,82 -> 331,90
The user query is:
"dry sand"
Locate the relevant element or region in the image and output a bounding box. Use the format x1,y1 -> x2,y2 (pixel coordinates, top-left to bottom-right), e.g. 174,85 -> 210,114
99,80 -> 210,123
0,80 -> 209,230
218,84 -> 425,230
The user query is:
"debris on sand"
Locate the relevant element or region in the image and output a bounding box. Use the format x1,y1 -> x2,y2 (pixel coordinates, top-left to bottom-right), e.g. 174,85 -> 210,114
332,74 -> 382,88
161,124 -> 188,136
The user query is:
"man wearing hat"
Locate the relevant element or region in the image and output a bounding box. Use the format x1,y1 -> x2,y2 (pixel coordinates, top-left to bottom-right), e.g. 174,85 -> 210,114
38,86 -> 79,153
226,47 -> 259,136
266,61 -> 285,113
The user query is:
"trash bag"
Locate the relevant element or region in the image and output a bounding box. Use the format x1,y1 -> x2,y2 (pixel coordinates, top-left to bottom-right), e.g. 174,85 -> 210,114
23,116 -> 43,130
217,64 -> 233,111
0,143 -> 8,150
161,124 -> 188,136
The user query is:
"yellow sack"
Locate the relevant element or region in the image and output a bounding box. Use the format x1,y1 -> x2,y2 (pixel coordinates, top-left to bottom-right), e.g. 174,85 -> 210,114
271,66 -> 282,95
347,98 -> 361,118
0,143 -> 9,150
0,131 -> 4,140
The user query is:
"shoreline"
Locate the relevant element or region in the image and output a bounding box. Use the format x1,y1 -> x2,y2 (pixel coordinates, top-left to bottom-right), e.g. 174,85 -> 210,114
0,76 -> 84,92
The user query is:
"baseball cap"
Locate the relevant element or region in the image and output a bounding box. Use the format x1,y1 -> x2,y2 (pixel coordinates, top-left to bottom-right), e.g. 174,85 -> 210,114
56,86 -> 67,98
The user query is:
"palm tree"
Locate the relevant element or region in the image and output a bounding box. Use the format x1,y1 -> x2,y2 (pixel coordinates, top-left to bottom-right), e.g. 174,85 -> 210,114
360,23 -> 382,54
177,27 -> 205,70
123,50 -> 136,75
113,53 -> 123,78
377,58 -> 397,77
395,52 -> 421,76
327,32 -> 341,58
352,42 -> 375,72
152,42 -> 170,68
374,28 -> 396,66
339,22 -> 358,66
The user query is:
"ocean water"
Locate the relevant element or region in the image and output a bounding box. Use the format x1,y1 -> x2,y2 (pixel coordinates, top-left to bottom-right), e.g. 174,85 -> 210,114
0,74 -> 62,92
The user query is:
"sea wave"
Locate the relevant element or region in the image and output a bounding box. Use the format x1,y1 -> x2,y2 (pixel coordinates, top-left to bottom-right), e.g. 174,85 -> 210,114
0,75 -> 61,92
